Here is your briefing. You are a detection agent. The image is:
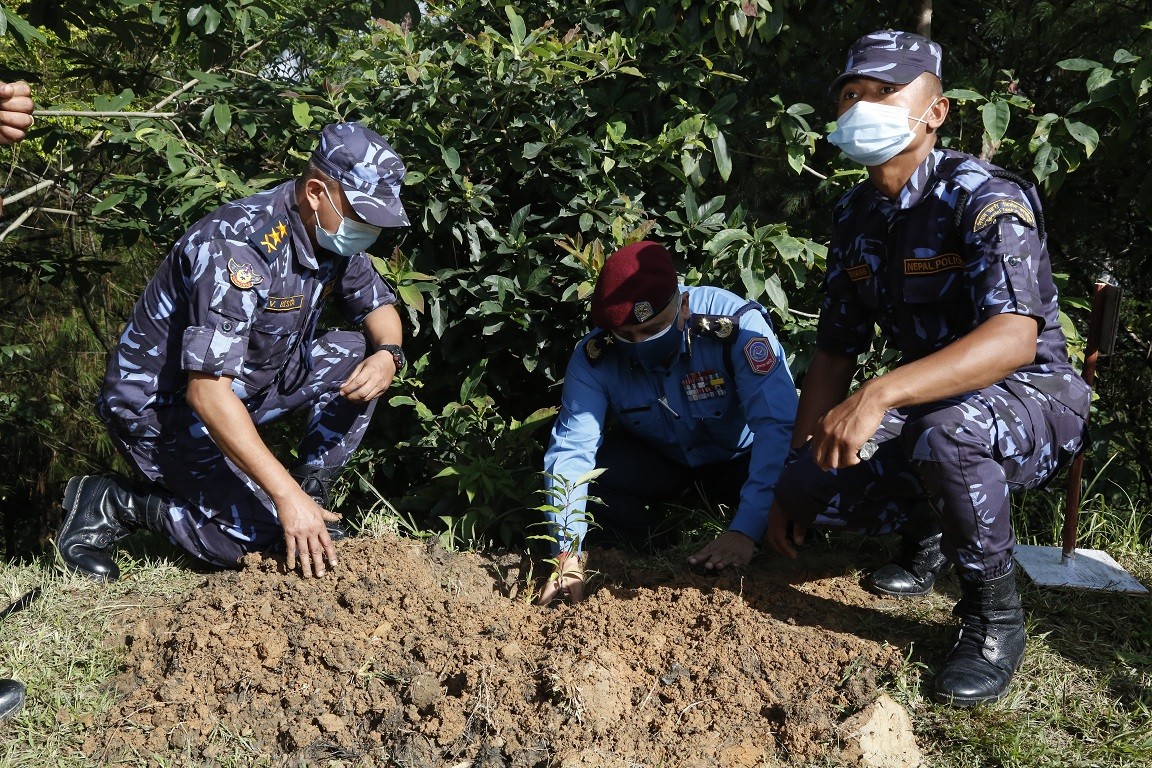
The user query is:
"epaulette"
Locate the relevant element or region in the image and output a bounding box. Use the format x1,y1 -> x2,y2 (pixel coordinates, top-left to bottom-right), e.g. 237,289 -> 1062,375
689,313 -> 739,339
689,301 -> 767,340
248,217 -> 291,260
583,330 -> 614,366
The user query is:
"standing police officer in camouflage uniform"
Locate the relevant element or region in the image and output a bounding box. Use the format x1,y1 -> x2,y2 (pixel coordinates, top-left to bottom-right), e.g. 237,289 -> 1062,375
57,123 -> 411,581
765,32 -> 1089,706
536,241 -> 798,604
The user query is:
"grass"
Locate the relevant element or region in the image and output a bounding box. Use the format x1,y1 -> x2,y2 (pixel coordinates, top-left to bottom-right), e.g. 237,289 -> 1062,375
1,488 -> 1149,767
0,554 -> 202,768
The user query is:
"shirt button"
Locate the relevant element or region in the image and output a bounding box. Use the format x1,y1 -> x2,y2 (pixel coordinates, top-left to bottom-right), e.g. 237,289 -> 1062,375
1007,256 -> 1020,266
221,321 -> 233,332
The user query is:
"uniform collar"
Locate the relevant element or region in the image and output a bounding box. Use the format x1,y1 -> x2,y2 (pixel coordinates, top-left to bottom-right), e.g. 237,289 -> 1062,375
872,149 -> 942,217
281,181 -> 320,271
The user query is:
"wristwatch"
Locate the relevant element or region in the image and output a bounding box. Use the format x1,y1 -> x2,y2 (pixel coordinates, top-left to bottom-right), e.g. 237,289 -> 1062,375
378,344 -> 407,372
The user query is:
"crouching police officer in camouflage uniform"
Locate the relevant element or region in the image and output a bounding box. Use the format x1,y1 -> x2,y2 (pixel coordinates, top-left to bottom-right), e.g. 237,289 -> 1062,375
57,123 -> 411,581
536,241 -> 798,604
766,32 -> 1090,706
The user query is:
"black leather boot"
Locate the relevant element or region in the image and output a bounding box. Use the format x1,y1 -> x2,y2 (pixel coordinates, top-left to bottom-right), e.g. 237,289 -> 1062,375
933,569 -> 1027,707
290,465 -> 348,540
58,474 -> 167,582
864,516 -> 951,597
0,678 -> 24,721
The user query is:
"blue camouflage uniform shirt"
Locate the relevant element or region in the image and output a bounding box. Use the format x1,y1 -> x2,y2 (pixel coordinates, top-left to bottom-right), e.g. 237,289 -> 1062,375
544,286 -> 799,551
819,148 -> 1090,413
99,180 -> 397,435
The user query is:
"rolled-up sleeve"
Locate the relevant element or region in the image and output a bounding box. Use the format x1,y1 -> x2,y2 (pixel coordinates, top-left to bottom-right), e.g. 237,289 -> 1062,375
180,242 -> 262,377
962,183 -> 1044,322
335,252 -> 397,324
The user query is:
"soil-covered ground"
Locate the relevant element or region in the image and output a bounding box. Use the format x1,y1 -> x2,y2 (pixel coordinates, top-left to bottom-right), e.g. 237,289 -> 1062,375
88,533 -> 949,766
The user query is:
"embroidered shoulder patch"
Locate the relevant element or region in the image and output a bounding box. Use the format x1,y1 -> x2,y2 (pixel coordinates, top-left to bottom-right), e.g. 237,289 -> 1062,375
249,217 -> 290,256
973,199 -> 1036,232
846,264 -> 872,282
228,258 -> 264,290
744,337 -> 776,375
266,294 -> 304,312
904,253 -> 964,275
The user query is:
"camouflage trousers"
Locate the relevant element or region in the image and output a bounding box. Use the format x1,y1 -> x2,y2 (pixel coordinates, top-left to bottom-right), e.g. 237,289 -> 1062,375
774,379 -> 1087,581
99,330 -> 378,568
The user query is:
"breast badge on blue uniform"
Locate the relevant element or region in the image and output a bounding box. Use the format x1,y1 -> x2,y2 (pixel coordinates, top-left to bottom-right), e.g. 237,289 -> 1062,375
744,337 -> 776,375
228,258 -> 264,290
682,370 -> 727,400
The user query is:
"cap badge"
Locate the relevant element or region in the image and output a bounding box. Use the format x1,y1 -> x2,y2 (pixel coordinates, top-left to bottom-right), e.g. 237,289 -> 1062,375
228,258 -> 264,290
633,301 -> 654,323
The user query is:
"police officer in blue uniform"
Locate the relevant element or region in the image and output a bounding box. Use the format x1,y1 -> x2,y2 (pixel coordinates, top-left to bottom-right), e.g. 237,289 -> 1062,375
536,241 -> 798,604
0,78 -> 34,722
57,122 -> 411,581
766,32 -> 1090,705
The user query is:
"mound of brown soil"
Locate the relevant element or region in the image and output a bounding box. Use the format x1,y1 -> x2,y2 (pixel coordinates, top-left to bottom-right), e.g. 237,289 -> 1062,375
90,534 -> 934,766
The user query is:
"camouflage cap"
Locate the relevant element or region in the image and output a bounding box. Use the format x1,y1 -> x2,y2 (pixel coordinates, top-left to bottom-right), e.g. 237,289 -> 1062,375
830,30 -> 943,93
311,123 -> 410,228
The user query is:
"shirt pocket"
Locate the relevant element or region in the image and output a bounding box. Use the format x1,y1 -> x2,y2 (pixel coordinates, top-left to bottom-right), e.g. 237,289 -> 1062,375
902,269 -> 967,304
246,312 -> 300,372
617,403 -> 663,434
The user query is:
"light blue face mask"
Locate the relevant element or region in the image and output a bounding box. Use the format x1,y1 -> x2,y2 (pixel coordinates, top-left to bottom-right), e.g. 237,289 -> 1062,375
315,186 -> 383,257
826,99 -> 936,167
612,314 -> 684,371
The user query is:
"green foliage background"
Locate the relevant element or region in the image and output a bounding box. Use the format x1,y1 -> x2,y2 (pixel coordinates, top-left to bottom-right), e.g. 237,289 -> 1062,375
1,0 -> 1150,557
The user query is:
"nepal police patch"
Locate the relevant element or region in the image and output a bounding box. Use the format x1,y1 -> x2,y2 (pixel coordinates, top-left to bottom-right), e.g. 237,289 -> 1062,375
744,337 -> 776,375
228,258 -> 264,290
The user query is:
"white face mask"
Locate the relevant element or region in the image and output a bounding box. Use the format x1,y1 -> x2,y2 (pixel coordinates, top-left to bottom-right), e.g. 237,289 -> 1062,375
827,99 -> 937,167
314,186 -> 382,257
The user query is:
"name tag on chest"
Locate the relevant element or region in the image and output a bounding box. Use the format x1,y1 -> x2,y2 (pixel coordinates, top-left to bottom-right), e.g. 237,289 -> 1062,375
682,369 -> 727,401
266,294 -> 304,312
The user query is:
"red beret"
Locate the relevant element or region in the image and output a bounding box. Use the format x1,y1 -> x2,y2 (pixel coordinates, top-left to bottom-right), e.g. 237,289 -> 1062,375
590,241 -> 678,331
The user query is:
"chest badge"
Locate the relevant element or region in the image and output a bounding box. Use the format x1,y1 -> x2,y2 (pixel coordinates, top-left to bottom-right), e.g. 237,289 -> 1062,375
682,369 -> 727,401
228,258 -> 264,290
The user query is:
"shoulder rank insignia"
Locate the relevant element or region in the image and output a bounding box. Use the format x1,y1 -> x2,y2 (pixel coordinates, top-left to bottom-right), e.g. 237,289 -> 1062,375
249,217 -> 291,258
583,330 -> 613,365
744,337 -> 776,375
972,198 -> 1036,232
228,258 -> 264,290
690,314 -> 737,339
